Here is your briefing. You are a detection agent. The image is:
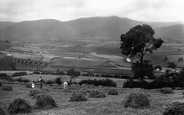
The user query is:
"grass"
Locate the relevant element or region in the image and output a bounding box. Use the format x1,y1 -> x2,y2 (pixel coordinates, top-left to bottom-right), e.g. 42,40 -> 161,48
1,77 -> 184,115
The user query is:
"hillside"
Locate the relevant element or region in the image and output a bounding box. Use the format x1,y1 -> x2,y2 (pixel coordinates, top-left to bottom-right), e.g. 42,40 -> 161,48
0,16 -> 183,42
155,24 -> 184,42
0,22 -> 15,31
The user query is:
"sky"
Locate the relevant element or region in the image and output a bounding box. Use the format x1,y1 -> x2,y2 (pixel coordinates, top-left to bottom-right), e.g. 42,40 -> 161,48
0,0 -> 184,22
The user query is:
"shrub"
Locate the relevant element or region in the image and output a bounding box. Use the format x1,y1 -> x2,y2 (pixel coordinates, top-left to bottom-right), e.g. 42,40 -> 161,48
0,81 -> 2,86
123,92 -> 150,108
69,91 -> 87,102
0,73 -> 14,81
34,94 -> 57,109
55,77 -> 62,85
108,89 -> 118,95
78,79 -> 117,87
12,72 -> 27,77
0,106 -> 6,115
160,87 -> 174,94
89,90 -> 106,98
45,80 -> 54,84
2,85 -> 13,91
8,98 -> 32,114
175,87 -> 182,90
123,80 -> 150,88
15,78 -> 30,83
33,71 -> 41,74
162,102 -> 184,115
30,89 -> 40,97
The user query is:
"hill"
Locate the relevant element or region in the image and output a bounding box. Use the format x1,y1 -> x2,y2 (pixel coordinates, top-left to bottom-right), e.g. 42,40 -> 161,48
0,16 -> 183,42
0,22 -> 15,31
155,24 -> 184,42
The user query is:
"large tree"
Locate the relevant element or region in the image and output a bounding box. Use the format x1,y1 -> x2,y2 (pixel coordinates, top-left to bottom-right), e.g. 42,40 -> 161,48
120,24 -> 163,81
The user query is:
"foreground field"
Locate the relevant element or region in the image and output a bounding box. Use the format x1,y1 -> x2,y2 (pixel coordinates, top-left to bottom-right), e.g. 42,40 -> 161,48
0,78 -> 184,115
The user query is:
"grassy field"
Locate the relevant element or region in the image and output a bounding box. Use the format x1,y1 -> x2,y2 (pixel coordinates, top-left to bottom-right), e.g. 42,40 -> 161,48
0,77 -> 184,115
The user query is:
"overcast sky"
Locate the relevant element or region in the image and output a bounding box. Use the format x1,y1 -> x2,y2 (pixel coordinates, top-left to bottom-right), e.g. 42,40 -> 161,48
0,0 -> 184,22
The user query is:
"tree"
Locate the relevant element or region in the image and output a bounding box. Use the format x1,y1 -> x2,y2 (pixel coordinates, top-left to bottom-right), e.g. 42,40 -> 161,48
154,65 -> 162,70
120,24 -> 163,82
167,62 -> 177,69
178,57 -> 183,62
67,68 -> 80,83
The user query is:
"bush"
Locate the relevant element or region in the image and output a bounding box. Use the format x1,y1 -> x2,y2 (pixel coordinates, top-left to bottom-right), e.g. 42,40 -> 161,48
89,90 -> 106,98
69,91 -> 87,102
55,77 -> 62,85
34,94 -> 57,109
0,81 -> 2,86
108,89 -> 118,95
0,73 -> 14,81
45,80 -> 54,84
15,78 -> 30,83
2,85 -> 13,91
0,106 -> 6,115
175,87 -> 182,90
160,87 -> 174,94
30,89 -> 40,97
33,71 -> 41,74
78,79 -> 117,87
8,98 -> 32,114
162,102 -> 184,115
12,72 -> 27,77
123,92 -> 150,108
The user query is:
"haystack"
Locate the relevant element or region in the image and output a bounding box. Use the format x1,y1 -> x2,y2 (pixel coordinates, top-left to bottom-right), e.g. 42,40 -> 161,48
8,98 -> 32,114
69,91 -> 87,102
160,87 -> 174,94
108,89 -> 118,95
89,89 -> 106,98
2,85 -> 13,91
123,92 -> 150,108
162,102 -> 184,115
30,89 -> 40,97
34,94 -> 57,109
0,106 -> 6,115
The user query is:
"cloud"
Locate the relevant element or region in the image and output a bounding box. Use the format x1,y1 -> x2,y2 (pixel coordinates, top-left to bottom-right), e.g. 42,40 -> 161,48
0,0 -> 184,22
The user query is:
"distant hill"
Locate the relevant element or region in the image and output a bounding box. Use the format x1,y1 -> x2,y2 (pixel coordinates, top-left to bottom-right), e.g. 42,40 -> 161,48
0,22 -> 15,31
0,16 -> 183,42
155,24 -> 184,42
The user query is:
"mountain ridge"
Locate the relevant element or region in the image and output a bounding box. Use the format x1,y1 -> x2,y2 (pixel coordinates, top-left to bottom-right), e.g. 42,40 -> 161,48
0,16 -> 183,42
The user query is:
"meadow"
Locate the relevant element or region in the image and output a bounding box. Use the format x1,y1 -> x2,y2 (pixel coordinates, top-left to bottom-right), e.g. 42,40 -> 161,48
0,74 -> 184,115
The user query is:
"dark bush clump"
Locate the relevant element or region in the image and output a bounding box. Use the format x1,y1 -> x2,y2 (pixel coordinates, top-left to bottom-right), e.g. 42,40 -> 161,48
45,80 -> 54,84
55,77 -> 62,85
34,94 -> 57,109
8,98 -> 32,114
175,87 -> 182,90
0,106 -> 6,115
160,87 -> 174,94
2,85 -> 13,91
69,91 -> 87,102
162,102 -> 184,115
30,89 -> 40,97
89,90 -> 106,98
33,71 -> 41,74
78,79 -> 117,87
0,73 -> 14,81
108,89 -> 118,95
123,92 -> 150,108
12,72 -> 27,77
15,78 -> 30,83
0,81 -> 2,86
